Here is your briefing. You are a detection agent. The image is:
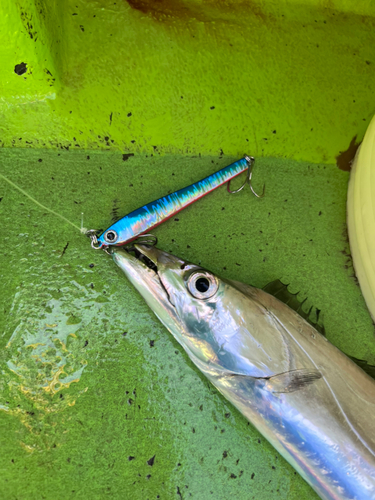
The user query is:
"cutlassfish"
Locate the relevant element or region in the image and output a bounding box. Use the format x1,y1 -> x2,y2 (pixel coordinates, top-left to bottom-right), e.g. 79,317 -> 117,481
112,244 -> 375,500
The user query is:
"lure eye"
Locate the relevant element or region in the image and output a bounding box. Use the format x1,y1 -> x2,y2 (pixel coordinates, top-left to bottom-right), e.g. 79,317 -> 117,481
186,271 -> 218,300
103,230 -> 118,244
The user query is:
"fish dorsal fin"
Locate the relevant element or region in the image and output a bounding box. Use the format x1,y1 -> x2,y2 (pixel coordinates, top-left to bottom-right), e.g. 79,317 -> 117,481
348,357 -> 375,380
262,280 -> 375,380
262,280 -> 326,337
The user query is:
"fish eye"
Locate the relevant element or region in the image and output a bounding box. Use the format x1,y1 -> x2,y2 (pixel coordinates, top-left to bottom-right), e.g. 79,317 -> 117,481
104,230 -> 118,243
186,271 -> 218,300
196,277 -> 209,292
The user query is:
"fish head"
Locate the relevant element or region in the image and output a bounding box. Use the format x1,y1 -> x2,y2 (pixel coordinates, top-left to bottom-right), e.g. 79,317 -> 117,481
112,244 -> 224,344
135,245 -> 221,315
112,245 -> 289,378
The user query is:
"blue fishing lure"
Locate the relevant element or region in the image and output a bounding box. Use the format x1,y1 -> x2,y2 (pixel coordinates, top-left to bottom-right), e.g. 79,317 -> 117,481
92,156 -> 260,249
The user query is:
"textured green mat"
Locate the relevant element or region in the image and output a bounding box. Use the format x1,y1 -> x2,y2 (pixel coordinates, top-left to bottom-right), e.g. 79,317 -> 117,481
0,149 -> 374,499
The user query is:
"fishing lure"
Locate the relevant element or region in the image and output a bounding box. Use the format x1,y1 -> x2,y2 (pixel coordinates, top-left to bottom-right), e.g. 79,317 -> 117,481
88,155 -> 264,250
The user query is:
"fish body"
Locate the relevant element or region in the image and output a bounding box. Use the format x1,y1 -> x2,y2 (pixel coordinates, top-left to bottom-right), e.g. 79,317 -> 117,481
112,245 -> 375,500
96,157 -> 249,248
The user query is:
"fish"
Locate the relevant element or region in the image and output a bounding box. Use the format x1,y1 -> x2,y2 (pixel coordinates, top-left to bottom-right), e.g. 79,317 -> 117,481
112,244 -> 375,500
92,156 -> 261,249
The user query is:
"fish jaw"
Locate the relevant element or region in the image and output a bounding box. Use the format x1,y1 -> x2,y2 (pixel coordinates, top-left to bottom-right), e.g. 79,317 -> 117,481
111,247 -> 181,333
131,244 -> 200,309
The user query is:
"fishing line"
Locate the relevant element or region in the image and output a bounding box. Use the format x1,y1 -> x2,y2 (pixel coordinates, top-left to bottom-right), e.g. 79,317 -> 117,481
0,173 -> 87,234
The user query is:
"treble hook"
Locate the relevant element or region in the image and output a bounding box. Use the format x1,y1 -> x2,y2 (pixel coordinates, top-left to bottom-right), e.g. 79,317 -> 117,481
227,155 -> 265,198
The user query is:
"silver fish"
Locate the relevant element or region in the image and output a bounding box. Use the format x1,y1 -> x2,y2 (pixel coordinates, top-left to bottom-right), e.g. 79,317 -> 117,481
112,245 -> 375,500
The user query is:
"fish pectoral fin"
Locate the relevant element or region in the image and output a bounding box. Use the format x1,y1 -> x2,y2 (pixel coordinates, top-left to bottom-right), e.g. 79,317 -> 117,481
260,368 -> 322,394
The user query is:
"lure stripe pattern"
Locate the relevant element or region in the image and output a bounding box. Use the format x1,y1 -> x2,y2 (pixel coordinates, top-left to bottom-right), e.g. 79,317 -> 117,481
98,157 -> 248,247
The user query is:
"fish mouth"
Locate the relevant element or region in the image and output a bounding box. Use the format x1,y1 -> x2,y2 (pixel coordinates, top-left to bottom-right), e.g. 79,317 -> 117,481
132,244 -> 160,274
121,243 -> 173,278
111,244 -> 180,310
111,243 -> 162,283
112,244 -> 185,333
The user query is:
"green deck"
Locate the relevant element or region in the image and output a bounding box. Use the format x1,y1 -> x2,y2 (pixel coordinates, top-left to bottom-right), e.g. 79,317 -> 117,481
1,1 -> 375,499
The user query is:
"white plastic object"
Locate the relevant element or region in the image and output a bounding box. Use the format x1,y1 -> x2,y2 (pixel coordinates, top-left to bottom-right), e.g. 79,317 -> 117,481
347,114 -> 375,321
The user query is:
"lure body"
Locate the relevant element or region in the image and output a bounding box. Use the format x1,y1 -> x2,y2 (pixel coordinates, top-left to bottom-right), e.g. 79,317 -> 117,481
112,245 -> 375,500
96,157 -> 249,248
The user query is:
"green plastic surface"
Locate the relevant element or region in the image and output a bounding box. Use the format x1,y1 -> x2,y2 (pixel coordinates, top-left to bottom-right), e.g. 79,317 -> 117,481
1,150 -> 375,499
1,1 -> 375,499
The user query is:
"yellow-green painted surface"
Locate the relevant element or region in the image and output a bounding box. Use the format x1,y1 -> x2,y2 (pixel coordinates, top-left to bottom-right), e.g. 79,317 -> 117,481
0,0 -> 58,105
1,1 -> 375,499
1,0 -> 375,162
